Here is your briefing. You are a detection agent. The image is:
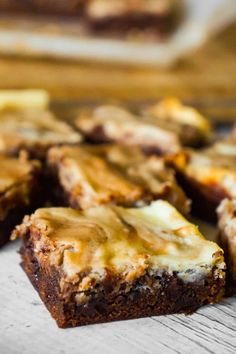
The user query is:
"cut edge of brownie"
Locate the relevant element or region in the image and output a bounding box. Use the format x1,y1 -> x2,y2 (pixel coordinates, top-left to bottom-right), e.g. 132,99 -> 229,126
46,145 -> 191,214
217,199 -> 236,295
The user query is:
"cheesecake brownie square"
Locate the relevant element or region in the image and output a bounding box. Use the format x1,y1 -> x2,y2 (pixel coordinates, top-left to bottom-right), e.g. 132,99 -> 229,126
47,144 -> 190,214
0,108 -> 82,159
85,0 -> 181,37
76,105 -> 181,155
169,144 -> 236,221
13,200 -> 225,328
0,153 -> 41,247
143,98 -> 212,147
217,199 -> 236,292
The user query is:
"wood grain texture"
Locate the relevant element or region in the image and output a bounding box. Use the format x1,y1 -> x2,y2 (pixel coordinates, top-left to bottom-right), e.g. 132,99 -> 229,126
0,241 -> 235,354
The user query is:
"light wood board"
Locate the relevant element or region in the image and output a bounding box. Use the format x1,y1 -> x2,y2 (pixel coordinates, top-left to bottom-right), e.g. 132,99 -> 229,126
0,240 -> 235,354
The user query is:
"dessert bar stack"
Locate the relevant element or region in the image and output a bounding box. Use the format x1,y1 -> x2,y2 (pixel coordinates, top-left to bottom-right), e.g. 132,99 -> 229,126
2,90 -> 236,328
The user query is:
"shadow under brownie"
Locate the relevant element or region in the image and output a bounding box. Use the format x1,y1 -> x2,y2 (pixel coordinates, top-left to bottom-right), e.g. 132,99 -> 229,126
13,200 -> 225,328
47,144 -> 190,214
0,153 -> 41,247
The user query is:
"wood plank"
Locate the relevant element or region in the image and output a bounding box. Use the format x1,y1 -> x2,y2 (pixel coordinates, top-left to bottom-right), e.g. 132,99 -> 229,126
1,241 -> 235,354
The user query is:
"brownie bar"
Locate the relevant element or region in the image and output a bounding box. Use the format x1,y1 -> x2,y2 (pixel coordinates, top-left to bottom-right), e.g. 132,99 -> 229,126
0,108 -> 82,160
169,145 -> 236,221
47,144 -> 190,214
85,0 -> 180,37
143,98 -> 212,147
217,199 -> 236,293
76,105 -> 181,155
13,201 -> 225,328
0,154 -> 41,247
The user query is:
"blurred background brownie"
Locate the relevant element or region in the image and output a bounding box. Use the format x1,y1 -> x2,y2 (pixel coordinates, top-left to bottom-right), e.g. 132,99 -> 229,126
47,144 -> 190,214
85,0 -> 181,37
169,143 -> 236,221
75,100 -> 211,155
76,105 -> 181,155
0,90 -> 82,160
0,109 -> 82,159
142,98 -> 212,147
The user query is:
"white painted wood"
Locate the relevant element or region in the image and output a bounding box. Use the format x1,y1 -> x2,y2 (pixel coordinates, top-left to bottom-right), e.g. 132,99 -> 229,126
0,240 -> 235,354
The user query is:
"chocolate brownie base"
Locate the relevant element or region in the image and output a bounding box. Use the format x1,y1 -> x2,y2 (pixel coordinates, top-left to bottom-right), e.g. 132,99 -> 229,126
20,238 -> 225,328
175,171 -> 227,223
87,14 -> 176,37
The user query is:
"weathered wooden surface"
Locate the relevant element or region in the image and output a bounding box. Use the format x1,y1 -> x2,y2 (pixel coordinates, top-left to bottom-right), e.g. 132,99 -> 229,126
0,240 -> 236,354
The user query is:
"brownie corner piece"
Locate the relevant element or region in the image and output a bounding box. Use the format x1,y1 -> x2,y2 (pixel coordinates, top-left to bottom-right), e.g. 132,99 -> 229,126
217,198 -> 236,293
15,201 -> 225,328
0,154 -> 42,247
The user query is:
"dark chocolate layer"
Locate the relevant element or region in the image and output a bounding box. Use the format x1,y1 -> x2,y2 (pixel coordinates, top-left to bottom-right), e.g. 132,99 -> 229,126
176,171 -> 228,223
